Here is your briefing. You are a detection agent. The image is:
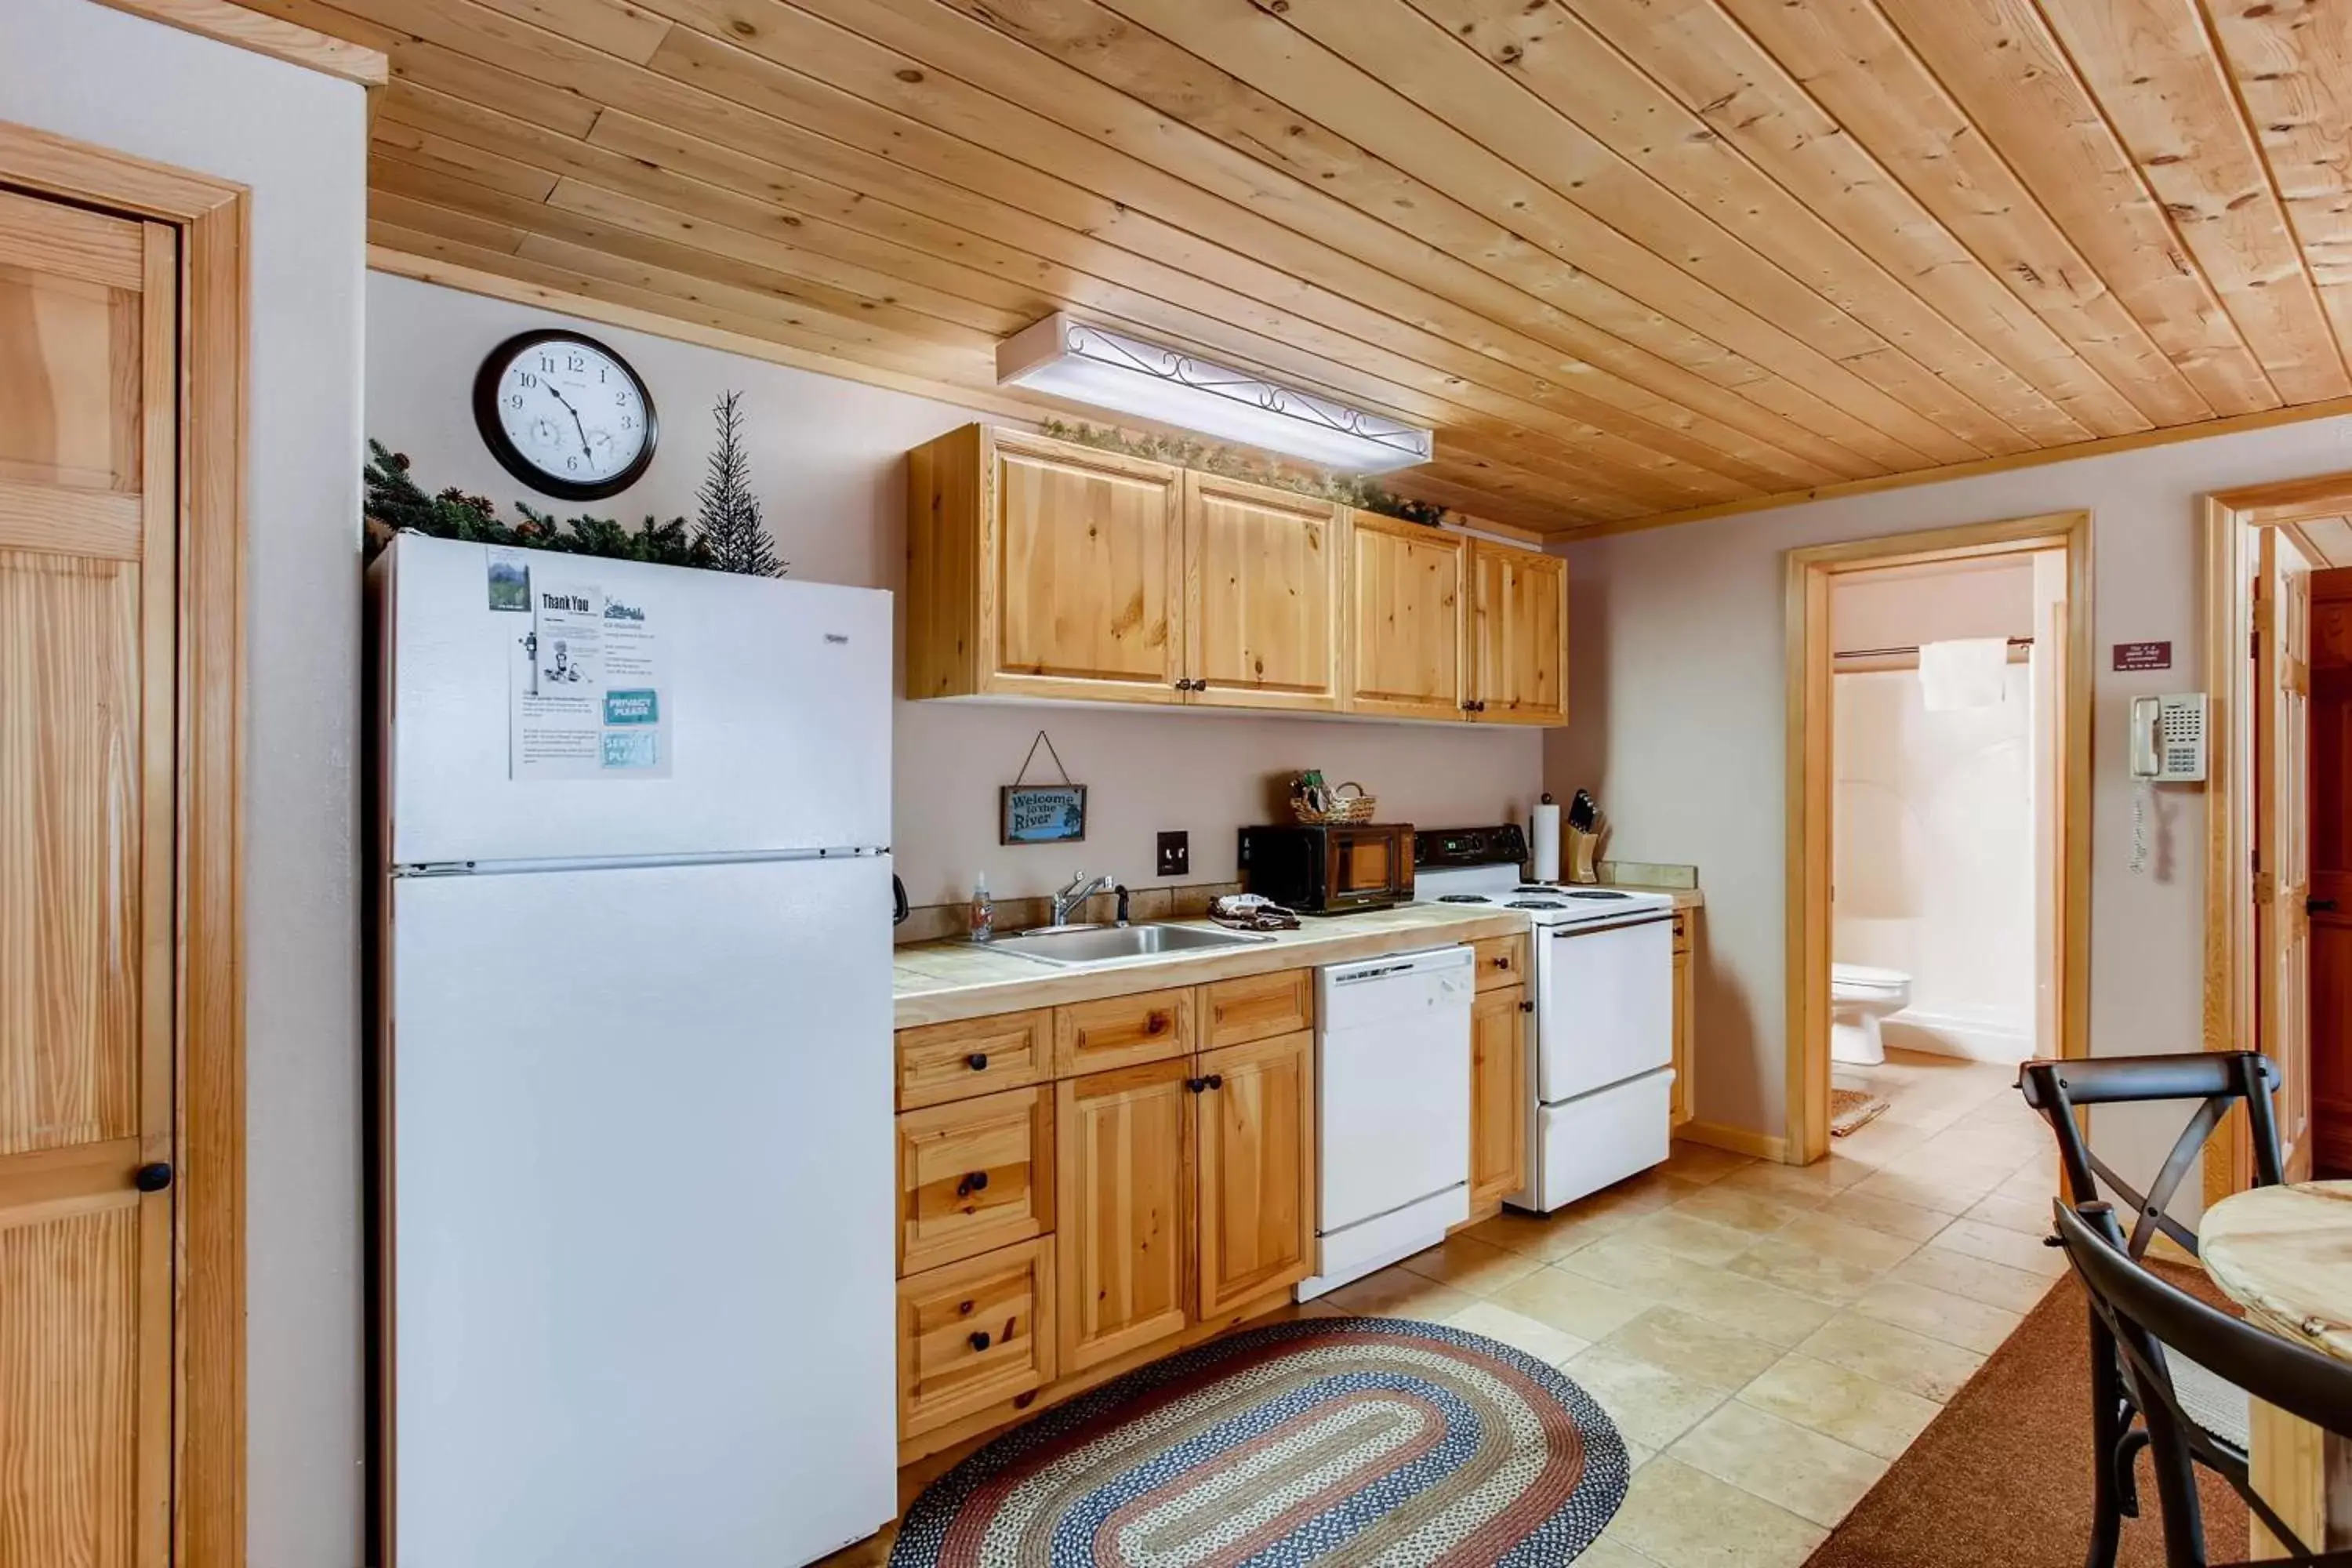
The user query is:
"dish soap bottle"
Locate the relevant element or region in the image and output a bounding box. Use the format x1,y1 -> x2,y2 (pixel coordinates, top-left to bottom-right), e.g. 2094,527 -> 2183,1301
969,873 -> 995,944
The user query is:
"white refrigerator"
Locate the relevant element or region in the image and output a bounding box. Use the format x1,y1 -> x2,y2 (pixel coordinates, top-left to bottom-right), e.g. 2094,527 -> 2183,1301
373,534 -> 895,1568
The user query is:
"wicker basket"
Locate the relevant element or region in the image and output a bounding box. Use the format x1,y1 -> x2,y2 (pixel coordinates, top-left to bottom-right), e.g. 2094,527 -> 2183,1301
1291,782 -> 1377,825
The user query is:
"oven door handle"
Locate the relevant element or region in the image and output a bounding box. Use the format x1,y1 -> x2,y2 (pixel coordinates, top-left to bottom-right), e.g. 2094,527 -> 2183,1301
1546,913 -> 1679,938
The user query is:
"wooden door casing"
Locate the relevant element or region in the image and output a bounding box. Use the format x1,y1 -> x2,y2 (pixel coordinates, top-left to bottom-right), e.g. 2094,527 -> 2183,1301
1345,511 -> 1466,719
985,431 -> 1185,702
1181,472 -> 1343,712
1468,985 -> 1528,1207
2258,528 -> 2318,1181
1468,543 -> 1569,725
1195,1032 -> 1315,1317
2311,568 -> 2352,1176
0,188 -> 178,1568
1055,1058 -> 1195,1374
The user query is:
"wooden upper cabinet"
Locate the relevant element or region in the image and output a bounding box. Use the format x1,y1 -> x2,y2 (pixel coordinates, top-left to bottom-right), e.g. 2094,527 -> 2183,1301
907,425 -> 1185,703
1468,542 -> 1569,726
1181,472 -> 1342,712
1195,1031 -> 1315,1317
1345,510 -> 1467,720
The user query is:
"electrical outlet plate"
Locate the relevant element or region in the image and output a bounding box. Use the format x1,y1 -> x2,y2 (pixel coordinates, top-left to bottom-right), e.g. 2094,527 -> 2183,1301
1156,830 -> 1189,878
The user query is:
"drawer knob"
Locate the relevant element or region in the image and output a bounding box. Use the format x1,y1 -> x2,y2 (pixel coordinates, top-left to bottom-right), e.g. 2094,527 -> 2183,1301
956,1171 -> 990,1198
1491,955 -> 1510,967
1145,1012 -> 1168,1035
965,1052 -> 989,1072
968,1331 -> 992,1352
1205,1074 -> 1224,1091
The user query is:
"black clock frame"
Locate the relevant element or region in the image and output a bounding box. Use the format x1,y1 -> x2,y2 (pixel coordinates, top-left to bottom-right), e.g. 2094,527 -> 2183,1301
471,328 -> 659,502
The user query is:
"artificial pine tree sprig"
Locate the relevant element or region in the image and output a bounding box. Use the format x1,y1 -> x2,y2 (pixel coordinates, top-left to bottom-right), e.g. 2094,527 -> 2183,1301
364,439 -> 713,568
1034,419 -> 1452,528
694,390 -> 786,576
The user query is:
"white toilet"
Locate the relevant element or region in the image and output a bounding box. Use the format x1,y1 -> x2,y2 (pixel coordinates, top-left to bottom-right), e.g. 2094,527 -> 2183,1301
1831,964 -> 1912,1065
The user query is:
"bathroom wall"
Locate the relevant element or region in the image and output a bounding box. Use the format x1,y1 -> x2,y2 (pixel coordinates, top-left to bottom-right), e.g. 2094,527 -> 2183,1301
1831,563 -> 2039,1062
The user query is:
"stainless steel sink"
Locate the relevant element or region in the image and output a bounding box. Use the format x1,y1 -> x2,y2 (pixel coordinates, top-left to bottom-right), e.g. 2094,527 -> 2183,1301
985,922 -> 1275,967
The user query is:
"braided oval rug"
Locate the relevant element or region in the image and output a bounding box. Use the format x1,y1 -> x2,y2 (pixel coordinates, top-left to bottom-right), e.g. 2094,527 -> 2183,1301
889,1316 -> 1628,1568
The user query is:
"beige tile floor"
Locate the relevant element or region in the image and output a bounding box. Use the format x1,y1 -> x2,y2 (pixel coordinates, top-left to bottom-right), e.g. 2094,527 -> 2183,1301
1303,1049 -> 2064,1567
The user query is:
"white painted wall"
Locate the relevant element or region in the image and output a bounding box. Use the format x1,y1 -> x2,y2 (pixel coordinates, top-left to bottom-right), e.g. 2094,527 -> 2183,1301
365,272 -> 1545,905
1548,414 -> 2352,1196
0,2 -> 368,1562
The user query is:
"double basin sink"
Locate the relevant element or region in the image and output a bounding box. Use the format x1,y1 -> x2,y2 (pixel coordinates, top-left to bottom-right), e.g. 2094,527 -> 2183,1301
983,922 -> 1275,968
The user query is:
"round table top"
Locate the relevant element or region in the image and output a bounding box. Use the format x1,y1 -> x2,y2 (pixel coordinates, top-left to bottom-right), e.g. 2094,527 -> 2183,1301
2202,1179 -> 2352,1363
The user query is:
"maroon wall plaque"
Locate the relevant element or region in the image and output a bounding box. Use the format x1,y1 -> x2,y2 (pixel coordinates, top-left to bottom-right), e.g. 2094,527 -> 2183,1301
2114,641 -> 2173,672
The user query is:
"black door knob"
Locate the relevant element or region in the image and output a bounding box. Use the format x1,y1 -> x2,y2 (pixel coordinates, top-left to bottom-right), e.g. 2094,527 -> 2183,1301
133,1162 -> 173,1193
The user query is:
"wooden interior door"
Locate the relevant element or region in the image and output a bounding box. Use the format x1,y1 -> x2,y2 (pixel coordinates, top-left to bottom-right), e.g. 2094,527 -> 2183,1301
2310,568 -> 2352,1176
985,431 -> 1185,702
1468,543 -> 1568,724
1181,471 -> 1342,712
1195,1031 -> 1314,1317
1468,985 -> 1528,1205
1345,512 -> 1466,719
0,186 -> 179,1568
1055,1058 -> 1194,1374
2257,528 -> 2318,1181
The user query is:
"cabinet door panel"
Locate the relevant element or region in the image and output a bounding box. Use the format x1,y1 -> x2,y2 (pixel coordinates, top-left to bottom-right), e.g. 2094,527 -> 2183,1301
1469,985 -> 1528,1207
1345,513 -> 1465,719
987,434 -> 1183,702
1469,543 -> 1568,726
1197,1032 -> 1316,1317
1057,1059 -> 1194,1373
1184,473 -> 1341,712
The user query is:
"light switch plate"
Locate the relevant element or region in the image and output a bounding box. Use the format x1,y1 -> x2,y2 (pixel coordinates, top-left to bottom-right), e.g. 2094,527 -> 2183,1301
1156,830 -> 1189,878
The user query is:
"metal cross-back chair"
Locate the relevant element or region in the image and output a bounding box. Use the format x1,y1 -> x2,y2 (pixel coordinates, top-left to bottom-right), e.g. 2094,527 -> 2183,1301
2053,1200 -> 2352,1566
2016,1053 -> 2287,1568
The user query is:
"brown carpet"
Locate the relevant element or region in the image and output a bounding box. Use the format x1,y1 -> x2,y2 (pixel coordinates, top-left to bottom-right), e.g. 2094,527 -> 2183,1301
1803,1264 -> 2247,1567
1829,1088 -> 1890,1137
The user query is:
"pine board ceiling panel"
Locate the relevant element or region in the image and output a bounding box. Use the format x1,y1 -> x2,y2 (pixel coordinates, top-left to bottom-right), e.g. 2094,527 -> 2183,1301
245,0 -> 2352,533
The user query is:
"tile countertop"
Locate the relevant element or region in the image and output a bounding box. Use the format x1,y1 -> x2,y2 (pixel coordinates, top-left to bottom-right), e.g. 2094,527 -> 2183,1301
892,889 -> 1704,1028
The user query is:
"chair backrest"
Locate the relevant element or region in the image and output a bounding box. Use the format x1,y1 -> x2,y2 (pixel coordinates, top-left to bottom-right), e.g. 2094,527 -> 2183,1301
2016,1053 -> 2284,1259
2053,1200 -> 2352,1561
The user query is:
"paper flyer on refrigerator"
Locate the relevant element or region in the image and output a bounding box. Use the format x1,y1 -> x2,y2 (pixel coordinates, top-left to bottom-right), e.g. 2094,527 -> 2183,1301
510,578 -> 670,779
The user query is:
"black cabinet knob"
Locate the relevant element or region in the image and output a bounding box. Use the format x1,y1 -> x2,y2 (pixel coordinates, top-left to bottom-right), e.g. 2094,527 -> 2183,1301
1205,1074 -> 1224,1091
133,1162 -> 173,1193
956,1171 -> 990,1198
1185,1076 -> 1207,1094
968,1331 -> 991,1352
966,1053 -> 989,1072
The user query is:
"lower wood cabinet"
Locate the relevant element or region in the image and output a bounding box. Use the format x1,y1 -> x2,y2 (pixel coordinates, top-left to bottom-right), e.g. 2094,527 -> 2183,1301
1056,1057 -> 1197,1374
1468,983 -> 1528,1207
895,967 -> 1322,1454
1196,1030 -> 1316,1317
1671,913 -> 1696,1131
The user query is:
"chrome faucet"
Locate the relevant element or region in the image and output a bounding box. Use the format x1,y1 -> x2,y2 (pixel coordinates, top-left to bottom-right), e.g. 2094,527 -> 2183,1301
1051,871 -> 1116,927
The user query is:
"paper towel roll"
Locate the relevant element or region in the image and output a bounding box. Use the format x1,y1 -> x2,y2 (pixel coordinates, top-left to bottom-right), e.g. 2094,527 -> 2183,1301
1530,797 -> 1562,884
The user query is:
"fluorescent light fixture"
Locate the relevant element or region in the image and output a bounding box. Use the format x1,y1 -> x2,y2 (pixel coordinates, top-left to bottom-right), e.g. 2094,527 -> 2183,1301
996,314 -> 1434,474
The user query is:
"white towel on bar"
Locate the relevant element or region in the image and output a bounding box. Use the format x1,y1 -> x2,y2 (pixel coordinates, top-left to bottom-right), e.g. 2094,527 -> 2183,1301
1918,637 -> 2009,711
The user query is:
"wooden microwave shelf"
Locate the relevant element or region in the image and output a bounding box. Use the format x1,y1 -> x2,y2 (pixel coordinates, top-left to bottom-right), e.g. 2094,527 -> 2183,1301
905,425 -> 1568,725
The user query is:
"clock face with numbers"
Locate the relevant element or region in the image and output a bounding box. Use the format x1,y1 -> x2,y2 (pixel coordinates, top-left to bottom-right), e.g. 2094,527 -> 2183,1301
471,330 -> 658,501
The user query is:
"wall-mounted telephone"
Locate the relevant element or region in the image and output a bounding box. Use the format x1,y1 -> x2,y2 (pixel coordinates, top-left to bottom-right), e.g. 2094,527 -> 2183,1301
2129,694 -> 2209,782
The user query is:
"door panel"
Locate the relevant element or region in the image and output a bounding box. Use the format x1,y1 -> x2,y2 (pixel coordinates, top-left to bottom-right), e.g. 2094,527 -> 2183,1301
1055,1059 -> 1193,1373
1468,543 -> 1568,725
988,434 -> 1184,702
1345,512 -> 1465,719
0,193 -> 175,1568
1184,472 -> 1342,712
2310,568 -> 2352,1175
2258,529 -> 2316,1181
1469,985 -> 1528,1207
1196,1032 -> 1314,1317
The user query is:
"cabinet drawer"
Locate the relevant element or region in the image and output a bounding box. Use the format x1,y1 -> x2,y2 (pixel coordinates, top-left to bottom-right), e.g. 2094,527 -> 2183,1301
1472,935 -> 1528,990
898,1086 -> 1054,1276
1203,968 -> 1313,1049
898,1240 -> 1055,1439
897,1009 -> 1051,1110
1054,987 -> 1194,1076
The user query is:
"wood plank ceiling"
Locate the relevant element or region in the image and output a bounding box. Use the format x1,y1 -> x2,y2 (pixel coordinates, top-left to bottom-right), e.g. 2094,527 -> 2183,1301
278,0 -> 2352,535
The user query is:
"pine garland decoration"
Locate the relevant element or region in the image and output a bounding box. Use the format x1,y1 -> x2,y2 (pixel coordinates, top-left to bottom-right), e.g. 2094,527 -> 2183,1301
1035,419 -> 1452,527
363,440 -> 715,568
695,390 -> 786,576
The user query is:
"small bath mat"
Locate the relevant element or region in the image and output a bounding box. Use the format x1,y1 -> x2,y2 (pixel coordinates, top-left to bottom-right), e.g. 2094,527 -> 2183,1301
1831,1087 -> 1890,1137
889,1316 -> 1628,1566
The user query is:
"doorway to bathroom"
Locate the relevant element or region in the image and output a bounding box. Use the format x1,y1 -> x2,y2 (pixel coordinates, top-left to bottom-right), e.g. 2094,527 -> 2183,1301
1784,511 -> 2093,1167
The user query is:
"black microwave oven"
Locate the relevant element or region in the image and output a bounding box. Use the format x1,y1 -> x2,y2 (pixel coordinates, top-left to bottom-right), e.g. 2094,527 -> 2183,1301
1236,823 -> 1416,915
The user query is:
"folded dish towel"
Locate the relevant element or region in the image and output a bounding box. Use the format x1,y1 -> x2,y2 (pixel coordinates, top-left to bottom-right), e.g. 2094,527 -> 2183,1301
1918,637 -> 2009,711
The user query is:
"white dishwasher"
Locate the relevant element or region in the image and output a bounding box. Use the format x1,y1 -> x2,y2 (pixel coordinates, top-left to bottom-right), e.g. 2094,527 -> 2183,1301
1298,944 -> 1475,1300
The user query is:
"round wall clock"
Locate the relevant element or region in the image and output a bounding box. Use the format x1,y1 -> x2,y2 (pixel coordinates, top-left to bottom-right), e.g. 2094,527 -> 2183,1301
472,329 -> 658,501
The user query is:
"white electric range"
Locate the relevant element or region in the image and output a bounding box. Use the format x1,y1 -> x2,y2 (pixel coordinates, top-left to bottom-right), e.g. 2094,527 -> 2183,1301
1417,826 -> 1680,1213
